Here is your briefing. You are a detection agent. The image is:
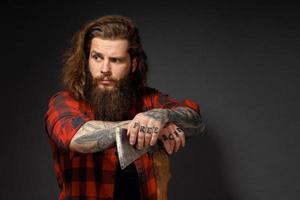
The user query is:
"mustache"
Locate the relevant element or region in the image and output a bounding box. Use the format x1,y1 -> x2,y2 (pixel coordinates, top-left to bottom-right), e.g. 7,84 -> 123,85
92,75 -> 117,84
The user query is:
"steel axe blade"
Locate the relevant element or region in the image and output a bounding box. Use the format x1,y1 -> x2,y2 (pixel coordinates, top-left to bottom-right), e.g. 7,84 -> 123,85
115,127 -> 148,169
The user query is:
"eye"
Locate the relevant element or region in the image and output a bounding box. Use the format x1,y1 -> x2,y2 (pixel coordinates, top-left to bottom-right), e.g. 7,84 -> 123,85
111,58 -> 121,63
92,55 -> 102,62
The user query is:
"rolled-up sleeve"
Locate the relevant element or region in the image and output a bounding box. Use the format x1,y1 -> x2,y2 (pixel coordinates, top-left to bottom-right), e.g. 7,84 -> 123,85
152,91 -> 201,114
44,91 -> 91,151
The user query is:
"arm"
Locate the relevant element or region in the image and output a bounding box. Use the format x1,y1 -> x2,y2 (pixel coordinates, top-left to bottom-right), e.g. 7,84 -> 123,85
69,120 -> 130,153
71,105 -> 205,153
144,106 -> 206,138
127,106 -> 206,151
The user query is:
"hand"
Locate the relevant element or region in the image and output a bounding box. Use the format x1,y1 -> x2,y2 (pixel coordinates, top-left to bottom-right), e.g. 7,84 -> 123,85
159,123 -> 185,154
127,109 -> 170,150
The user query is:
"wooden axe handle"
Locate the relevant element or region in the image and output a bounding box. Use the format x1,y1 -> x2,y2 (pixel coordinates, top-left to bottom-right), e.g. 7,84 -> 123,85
153,150 -> 172,200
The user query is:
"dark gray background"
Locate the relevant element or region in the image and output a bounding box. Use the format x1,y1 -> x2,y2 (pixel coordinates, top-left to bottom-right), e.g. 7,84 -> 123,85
1,1 -> 299,200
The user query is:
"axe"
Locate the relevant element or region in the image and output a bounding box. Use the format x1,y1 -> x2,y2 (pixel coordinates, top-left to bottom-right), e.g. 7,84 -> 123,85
115,127 -> 171,200
115,127 -> 161,169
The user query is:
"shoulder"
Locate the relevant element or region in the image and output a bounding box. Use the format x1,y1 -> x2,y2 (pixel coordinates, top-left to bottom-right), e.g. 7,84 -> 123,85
142,86 -> 176,101
141,87 -> 200,111
48,90 -> 75,103
47,90 -> 84,110
141,86 -> 181,109
142,86 -> 160,96
142,86 -> 163,103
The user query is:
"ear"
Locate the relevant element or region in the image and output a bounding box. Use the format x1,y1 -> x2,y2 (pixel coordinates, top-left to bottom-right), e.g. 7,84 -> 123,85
131,58 -> 137,72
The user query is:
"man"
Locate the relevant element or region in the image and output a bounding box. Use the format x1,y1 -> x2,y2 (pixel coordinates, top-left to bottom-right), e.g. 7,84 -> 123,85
44,15 -> 206,200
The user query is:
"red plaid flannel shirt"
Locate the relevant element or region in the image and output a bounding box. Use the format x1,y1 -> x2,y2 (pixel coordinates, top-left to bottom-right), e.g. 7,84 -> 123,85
44,87 -> 200,200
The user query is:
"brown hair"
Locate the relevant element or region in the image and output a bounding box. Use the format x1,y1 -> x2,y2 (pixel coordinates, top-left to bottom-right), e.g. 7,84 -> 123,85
60,15 -> 148,101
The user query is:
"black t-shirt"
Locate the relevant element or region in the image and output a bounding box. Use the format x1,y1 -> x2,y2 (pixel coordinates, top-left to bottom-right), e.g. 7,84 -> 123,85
113,163 -> 140,200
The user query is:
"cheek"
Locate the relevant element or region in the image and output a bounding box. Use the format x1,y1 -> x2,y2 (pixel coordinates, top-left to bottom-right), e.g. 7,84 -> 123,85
113,66 -> 130,79
88,62 -> 98,78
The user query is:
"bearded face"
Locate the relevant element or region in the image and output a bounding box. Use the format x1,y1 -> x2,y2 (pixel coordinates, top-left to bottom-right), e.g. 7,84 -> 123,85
86,38 -> 139,121
86,70 -> 138,121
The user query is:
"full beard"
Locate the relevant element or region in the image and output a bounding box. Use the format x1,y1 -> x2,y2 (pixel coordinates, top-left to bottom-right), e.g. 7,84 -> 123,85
86,72 -> 138,121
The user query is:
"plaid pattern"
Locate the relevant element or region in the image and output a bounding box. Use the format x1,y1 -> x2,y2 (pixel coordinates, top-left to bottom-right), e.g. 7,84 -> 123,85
44,87 -> 200,200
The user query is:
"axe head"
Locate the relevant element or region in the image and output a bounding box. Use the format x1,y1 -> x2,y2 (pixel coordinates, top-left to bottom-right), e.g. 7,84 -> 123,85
115,127 -> 148,170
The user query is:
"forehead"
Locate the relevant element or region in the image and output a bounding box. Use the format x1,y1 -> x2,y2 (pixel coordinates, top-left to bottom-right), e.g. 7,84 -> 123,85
90,38 -> 129,56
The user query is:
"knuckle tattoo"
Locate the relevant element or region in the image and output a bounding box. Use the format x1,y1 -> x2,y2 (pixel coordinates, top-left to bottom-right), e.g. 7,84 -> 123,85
162,134 -> 168,141
133,122 -> 140,129
176,127 -> 183,132
153,127 -> 159,134
174,130 -> 179,137
146,127 -> 153,134
168,133 -> 175,140
140,126 -> 146,133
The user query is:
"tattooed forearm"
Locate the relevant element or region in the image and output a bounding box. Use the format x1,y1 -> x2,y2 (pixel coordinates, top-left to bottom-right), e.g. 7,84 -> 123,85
143,107 -> 206,138
143,109 -> 170,126
69,120 -> 130,153
72,128 -> 116,153
168,107 -> 206,138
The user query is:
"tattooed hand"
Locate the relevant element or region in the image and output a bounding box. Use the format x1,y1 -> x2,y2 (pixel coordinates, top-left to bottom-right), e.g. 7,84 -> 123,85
127,109 -> 171,150
159,123 -> 186,154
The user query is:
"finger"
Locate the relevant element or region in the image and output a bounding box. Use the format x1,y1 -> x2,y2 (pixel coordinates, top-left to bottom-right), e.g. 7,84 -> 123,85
161,135 -> 172,154
167,135 -> 175,154
158,126 -> 167,139
144,125 -> 153,148
127,121 -> 132,136
150,123 -> 160,146
136,129 -> 145,150
144,119 -> 157,147
129,121 -> 140,145
176,126 -> 186,147
171,125 -> 182,151
173,132 -> 181,152
161,134 -> 169,141
136,119 -> 147,149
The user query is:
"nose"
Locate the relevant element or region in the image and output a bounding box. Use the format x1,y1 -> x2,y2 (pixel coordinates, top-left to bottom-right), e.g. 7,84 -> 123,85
100,59 -> 112,75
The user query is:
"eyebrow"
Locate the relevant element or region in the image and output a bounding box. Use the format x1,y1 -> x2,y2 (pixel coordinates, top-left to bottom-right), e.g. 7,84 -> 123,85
90,50 -> 127,60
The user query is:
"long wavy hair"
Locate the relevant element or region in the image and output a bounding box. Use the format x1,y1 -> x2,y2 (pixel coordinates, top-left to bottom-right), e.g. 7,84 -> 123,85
60,15 -> 148,101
